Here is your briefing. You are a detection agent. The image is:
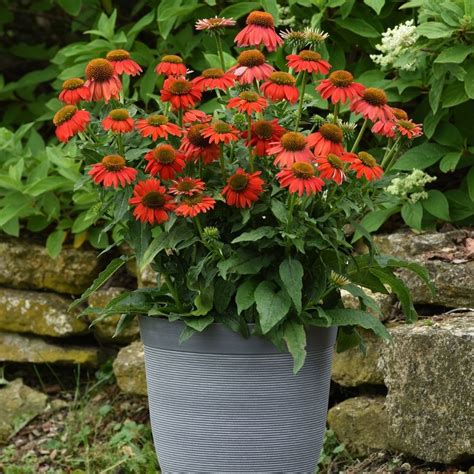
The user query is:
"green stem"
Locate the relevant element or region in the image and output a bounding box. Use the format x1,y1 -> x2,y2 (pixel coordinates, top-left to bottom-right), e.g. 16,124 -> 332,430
194,216 -> 205,240
294,71 -> 307,131
162,272 -> 183,312
285,193 -> 297,255
219,142 -> 227,181
198,157 -> 203,180
215,34 -> 226,70
333,103 -> 340,123
177,109 -> 183,127
350,119 -> 368,153
116,134 -> 124,156
247,115 -> 254,172
382,138 -> 403,171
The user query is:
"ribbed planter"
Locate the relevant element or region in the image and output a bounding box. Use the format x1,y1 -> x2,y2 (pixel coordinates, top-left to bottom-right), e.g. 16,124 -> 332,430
139,316 -> 337,474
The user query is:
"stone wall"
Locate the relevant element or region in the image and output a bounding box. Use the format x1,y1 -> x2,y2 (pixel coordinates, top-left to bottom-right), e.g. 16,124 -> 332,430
1,231 -> 473,466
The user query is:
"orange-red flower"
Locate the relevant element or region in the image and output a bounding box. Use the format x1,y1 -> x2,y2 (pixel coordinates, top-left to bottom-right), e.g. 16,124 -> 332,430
228,49 -> 274,85
227,91 -> 267,114
155,55 -> 187,76
183,109 -> 212,124
261,72 -> 298,104
136,114 -> 182,141
102,108 -> 134,133
316,70 -> 364,104
144,144 -> 186,180
160,77 -> 202,110
371,120 -> 396,138
234,11 -> 283,52
88,155 -> 137,188
175,193 -> 216,217
396,119 -> 423,139
84,58 -> 121,103
169,177 -> 206,196
307,123 -> 345,157
222,168 -> 264,208
180,124 -> 220,164
243,119 -> 286,157
129,179 -> 176,225
59,78 -> 91,104
192,68 -> 235,91
276,162 -> 325,196
350,88 -> 394,122
315,152 -> 354,185
349,151 -> 383,181
286,50 -> 331,75
267,132 -> 314,168
106,49 -> 142,76
202,121 -> 239,144
53,105 -> 90,143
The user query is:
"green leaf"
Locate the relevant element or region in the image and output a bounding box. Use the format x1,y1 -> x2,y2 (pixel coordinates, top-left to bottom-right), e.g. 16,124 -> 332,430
58,0 -> 82,15
236,279 -> 258,314
254,281 -> 291,334
184,316 -> 214,332
440,151 -> 463,173
157,0 -> 182,39
434,45 -> 473,64
428,73 -> 445,114
113,314 -> 136,338
336,18 -> 380,38
364,0 -> 385,14
46,230 -> 66,259
261,0 -> 279,23
220,2 -> 260,19
393,143 -> 446,170
422,190 -> 450,221
467,166 -> 474,201
417,22 -> 455,39
283,321 -> 307,374
214,278 -> 235,314
271,199 -> 288,224
464,61 -> 474,99
442,82 -> 469,108
353,207 -> 399,241
401,201 -> 423,230
279,258 -> 304,314
231,226 -> 276,243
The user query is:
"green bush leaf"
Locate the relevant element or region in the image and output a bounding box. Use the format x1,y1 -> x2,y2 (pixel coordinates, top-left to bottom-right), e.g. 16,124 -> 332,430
255,281 -> 291,334
46,230 -> 66,259
336,18 -> 380,38
422,190 -> 450,221
417,22 -> 455,39
279,258 -> 304,314
439,151 -> 463,173
231,226 -> 276,243
353,207 -> 399,241
283,321 -> 307,374
434,45 -> 473,64
184,316 -> 214,332
364,0 -> 385,14
236,279 -> 258,314
442,82 -> 469,108
467,166 -> 474,201
464,61 -> 474,99
220,2 -> 260,19
393,143 -> 446,170
401,201 -> 423,230
58,0 -> 82,16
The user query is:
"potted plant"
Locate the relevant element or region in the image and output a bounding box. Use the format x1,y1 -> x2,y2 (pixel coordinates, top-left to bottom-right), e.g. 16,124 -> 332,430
62,11 -> 431,473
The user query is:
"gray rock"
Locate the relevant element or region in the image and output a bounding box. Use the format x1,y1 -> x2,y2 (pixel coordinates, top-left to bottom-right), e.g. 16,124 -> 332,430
113,341 -> 147,396
0,287 -> 88,337
382,314 -> 474,463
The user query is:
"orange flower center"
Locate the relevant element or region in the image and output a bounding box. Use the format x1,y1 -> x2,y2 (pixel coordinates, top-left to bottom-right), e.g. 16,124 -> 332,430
247,11 -> 274,27
397,119 -> 415,130
53,105 -> 77,125
109,108 -> 130,121
238,50 -> 265,67
239,91 -> 260,102
147,114 -> 168,126
327,153 -> 344,169
187,124 -> 209,147
142,191 -> 166,208
202,68 -> 224,78
212,121 -> 232,134
269,72 -> 296,86
319,123 -> 343,143
85,58 -> 115,82
169,79 -> 192,95
101,154 -> 126,171
392,108 -> 408,120
229,173 -> 249,191
328,70 -> 353,87
358,151 -> 377,167
281,132 -> 306,151
153,145 -> 177,164
298,50 -> 322,61
106,49 -> 131,61
162,55 -> 183,64
183,193 -> 204,205
253,120 -> 274,139
362,88 -> 387,106
291,162 -> 314,179
62,78 -> 84,90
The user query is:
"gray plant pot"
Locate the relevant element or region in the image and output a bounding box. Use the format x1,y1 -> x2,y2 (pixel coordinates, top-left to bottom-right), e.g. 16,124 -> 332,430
139,316 -> 337,474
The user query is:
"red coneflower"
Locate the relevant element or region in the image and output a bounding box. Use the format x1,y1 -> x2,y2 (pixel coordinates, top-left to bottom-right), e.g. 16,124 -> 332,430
136,114 -> 182,141
349,151 -> 383,181
175,193 -> 216,217
106,49 -> 142,76
396,119 -> 423,139
59,78 -> 91,105
261,72 -> 299,104
350,88 -> 394,122
307,123 -> 345,157
169,177 -> 206,196
371,108 -> 408,138
195,16 -> 236,31
180,124 -> 220,164
227,91 -> 267,115
84,58 -> 122,103
192,68 -> 235,91
228,49 -> 274,85
144,144 -> 186,180
222,168 -> 264,208
267,131 -> 314,168
202,121 -> 239,145
102,108 -> 134,133
155,55 -> 187,76
286,50 -> 331,75
129,179 -> 176,225
183,109 -> 212,124
243,119 -> 286,157
235,11 -> 283,52
316,70 -> 364,104
315,152 -> 354,185
276,162 -> 325,196
88,155 -> 137,188
53,105 -> 90,143
160,77 -> 202,110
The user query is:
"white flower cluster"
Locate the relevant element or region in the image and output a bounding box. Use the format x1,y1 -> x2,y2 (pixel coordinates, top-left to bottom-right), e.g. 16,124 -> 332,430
386,169 -> 437,203
370,20 -> 419,71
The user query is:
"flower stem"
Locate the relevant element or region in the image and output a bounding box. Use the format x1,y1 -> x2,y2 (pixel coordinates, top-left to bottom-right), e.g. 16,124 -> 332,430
162,272 -> 183,312
350,118 -> 368,153
177,108 -> 183,127
294,71 -> 307,131
215,34 -> 226,70
381,137 -> 402,171
219,142 -> 227,181
247,115 -> 254,172
116,133 -> 124,156
194,216 -> 205,240
333,103 -> 340,123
